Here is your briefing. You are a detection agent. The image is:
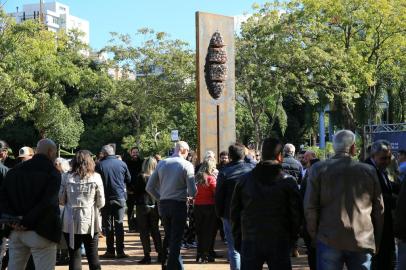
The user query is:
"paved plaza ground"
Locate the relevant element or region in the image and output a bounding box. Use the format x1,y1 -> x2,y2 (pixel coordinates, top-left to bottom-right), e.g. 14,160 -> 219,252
56,223 -> 310,270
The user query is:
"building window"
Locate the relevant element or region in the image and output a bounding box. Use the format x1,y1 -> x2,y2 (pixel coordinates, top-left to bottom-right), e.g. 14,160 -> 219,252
53,17 -> 59,24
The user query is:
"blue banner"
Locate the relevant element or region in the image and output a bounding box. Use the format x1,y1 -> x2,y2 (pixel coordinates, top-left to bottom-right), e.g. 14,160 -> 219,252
371,131 -> 406,153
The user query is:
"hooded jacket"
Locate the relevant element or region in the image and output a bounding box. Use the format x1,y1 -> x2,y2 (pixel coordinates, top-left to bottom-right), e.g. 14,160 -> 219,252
215,160 -> 255,219
230,161 -> 303,251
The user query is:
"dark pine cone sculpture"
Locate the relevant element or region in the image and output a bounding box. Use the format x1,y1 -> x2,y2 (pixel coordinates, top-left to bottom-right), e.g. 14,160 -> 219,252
205,31 -> 227,99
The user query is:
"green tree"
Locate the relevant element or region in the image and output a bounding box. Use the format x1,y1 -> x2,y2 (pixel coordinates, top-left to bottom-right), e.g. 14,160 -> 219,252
236,0 -> 406,148
101,29 -> 196,153
0,12 -> 118,149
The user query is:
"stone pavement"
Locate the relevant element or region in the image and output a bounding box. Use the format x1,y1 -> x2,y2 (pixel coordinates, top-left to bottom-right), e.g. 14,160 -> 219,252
56,228 -> 310,270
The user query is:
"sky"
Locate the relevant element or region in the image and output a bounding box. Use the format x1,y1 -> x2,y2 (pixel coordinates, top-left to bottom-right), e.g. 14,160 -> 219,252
4,0 -> 268,50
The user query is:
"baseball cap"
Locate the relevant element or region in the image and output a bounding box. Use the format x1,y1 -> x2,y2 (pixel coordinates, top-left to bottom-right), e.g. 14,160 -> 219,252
18,147 -> 34,158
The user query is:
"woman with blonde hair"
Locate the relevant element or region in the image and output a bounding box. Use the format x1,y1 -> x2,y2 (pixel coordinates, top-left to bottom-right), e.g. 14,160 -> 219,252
194,157 -> 218,263
133,156 -> 163,264
59,150 -> 105,270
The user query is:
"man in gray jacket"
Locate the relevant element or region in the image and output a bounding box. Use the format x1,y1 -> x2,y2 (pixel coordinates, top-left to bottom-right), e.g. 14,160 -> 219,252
304,130 -> 384,270
146,141 -> 196,270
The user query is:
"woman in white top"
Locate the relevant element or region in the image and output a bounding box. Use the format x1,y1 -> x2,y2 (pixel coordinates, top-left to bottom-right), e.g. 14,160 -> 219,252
59,150 -> 105,270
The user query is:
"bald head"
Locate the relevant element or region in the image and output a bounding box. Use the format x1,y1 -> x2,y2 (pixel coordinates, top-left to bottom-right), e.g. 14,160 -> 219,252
304,150 -> 316,168
36,139 -> 57,161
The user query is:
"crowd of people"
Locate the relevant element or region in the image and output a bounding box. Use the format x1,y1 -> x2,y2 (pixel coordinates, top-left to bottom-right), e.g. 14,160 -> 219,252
0,131 -> 405,270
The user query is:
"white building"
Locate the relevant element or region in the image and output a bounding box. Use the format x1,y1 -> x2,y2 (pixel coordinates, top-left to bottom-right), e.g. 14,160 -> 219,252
9,1 -> 89,44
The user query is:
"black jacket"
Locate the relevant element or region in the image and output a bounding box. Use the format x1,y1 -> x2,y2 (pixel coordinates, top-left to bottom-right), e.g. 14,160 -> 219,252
395,181 -> 406,240
215,160 -> 255,219
365,158 -> 399,249
282,154 -> 303,184
0,163 -> 8,187
96,155 -> 131,201
133,174 -> 156,206
230,161 -> 303,252
125,158 -> 143,193
0,154 -> 61,243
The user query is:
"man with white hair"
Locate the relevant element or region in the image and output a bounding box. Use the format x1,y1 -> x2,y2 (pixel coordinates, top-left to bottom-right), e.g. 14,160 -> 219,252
0,139 -> 61,270
304,130 -> 384,269
146,141 -> 196,270
282,143 -> 303,184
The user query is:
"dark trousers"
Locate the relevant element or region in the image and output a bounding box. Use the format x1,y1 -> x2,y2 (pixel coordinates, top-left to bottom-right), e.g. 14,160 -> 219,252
101,199 -> 126,254
194,204 -> 217,256
126,194 -> 137,231
160,200 -> 187,270
63,233 -> 101,270
137,205 -> 162,256
182,203 -> 196,244
303,227 -> 316,270
217,217 -> 225,241
241,239 -> 292,270
372,233 -> 396,270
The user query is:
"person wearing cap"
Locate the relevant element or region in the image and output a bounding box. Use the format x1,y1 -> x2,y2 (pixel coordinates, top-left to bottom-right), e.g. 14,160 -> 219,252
18,147 -> 34,162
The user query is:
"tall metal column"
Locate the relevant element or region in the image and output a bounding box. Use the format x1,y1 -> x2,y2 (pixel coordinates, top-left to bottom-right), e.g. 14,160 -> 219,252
319,109 -> 326,149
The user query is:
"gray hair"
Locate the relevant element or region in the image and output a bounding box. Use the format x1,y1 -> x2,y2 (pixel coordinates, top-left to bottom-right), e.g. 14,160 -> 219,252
204,150 -> 215,161
36,139 -> 57,155
101,145 -> 115,156
283,143 -> 295,156
175,141 -> 189,152
333,130 -> 356,153
370,140 -> 391,155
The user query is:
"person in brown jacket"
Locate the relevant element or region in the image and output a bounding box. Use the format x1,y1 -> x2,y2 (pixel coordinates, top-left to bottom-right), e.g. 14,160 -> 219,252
304,130 -> 384,270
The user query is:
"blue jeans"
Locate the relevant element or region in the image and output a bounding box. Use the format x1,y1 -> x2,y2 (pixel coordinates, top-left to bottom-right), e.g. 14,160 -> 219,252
241,239 -> 291,270
222,218 -> 240,270
317,241 -> 372,270
398,240 -> 406,270
101,199 -> 126,254
159,200 -> 187,270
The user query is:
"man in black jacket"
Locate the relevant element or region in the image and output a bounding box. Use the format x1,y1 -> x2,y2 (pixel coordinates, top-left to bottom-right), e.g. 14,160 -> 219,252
231,137 -> 302,270
96,144 -> 131,259
365,140 -> 399,270
281,143 -> 303,184
124,146 -> 143,232
395,174 -> 406,269
0,139 -> 61,270
215,143 -> 255,270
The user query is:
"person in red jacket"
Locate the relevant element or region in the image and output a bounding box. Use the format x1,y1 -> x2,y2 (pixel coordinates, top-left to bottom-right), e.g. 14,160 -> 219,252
194,157 -> 217,263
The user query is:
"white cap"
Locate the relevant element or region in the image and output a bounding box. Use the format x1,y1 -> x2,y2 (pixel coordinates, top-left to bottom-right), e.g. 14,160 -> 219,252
18,147 -> 34,158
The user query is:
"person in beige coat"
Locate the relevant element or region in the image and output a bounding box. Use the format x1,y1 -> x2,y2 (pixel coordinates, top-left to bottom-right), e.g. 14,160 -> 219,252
304,130 -> 384,270
59,150 -> 105,270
